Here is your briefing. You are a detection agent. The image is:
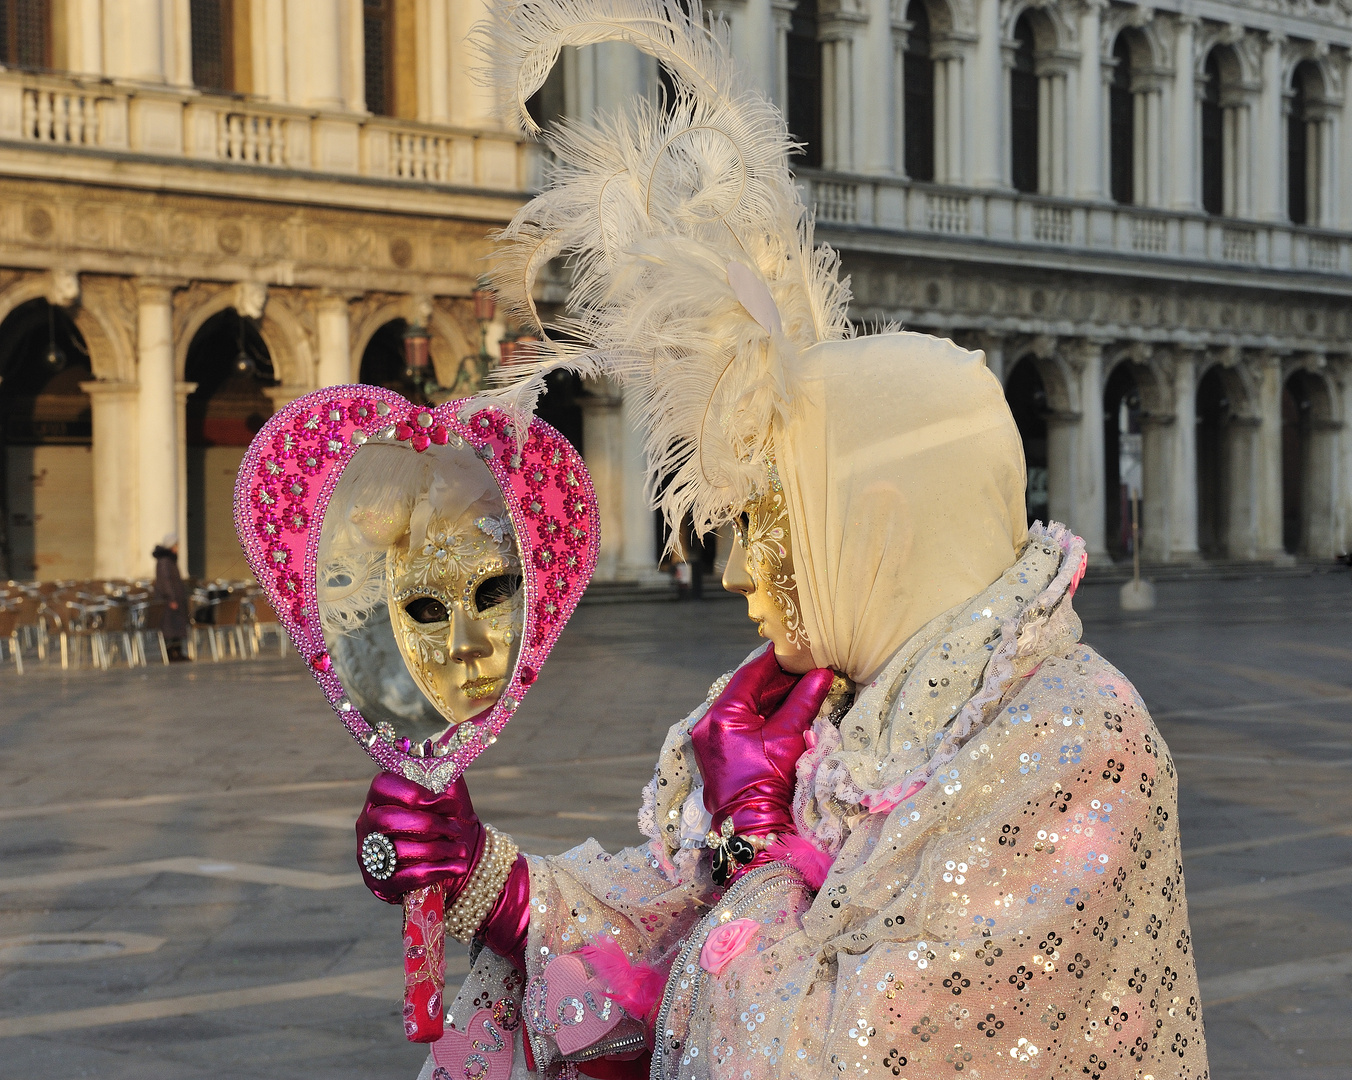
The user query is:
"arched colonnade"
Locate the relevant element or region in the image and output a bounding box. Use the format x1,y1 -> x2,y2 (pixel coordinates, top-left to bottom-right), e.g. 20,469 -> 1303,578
0,272 -> 482,582
989,335 -> 1346,563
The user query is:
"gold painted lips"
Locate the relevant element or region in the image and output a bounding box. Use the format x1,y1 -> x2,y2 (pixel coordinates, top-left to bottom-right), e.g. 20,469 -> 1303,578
461,676 -> 503,700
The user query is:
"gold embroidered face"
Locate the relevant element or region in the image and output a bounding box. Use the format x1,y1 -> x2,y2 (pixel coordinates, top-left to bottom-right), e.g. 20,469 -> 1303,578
722,463 -> 815,673
387,510 -> 523,725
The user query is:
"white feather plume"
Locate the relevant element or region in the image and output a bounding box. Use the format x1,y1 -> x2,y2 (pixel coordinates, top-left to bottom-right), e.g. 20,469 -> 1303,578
473,0 -> 852,544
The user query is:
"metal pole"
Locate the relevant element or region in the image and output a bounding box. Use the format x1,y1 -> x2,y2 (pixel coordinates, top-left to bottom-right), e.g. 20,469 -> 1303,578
1131,489 -> 1141,586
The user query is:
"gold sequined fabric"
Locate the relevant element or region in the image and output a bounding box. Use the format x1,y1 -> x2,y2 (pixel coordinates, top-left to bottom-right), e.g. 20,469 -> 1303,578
458,524 -> 1207,1079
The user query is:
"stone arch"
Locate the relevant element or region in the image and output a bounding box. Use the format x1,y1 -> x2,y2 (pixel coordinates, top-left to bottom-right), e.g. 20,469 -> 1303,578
1194,27 -> 1258,86
351,296 -> 475,388
1001,1 -> 1072,52
0,272 -> 132,384
912,0 -> 963,37
174,283 -> 313,391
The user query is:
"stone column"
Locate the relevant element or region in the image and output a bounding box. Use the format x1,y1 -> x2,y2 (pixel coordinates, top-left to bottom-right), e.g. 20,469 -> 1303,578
1144,84 -> 1163,206
1045,410 -> 1079,531
176,379 -> 195,576
80,381 -> 142,580
1335,359 -> 1352,554
250,0 -> 289,103
974,331 -> 1005,384
1138,413 -> 1173,563
772,2 -> 797,114
1168,350 -> 1200,560
1254,352 -> 1286,560
1314,109 -> 1336,228
933,42 -> 966,184
972,0 -> 1004,188
1255,32 -> 1285,221
102,0 -> 167,82
449,0 -> 500,127
286,0 -> 345,108
316,293 -> 353,387
819,3 -> 865,172
1170,15 -> 1198,209
743,0 -> 778,101
1069,340 -> 1108,561
67,0 -> 106,76
1074,0 -> 1105,201
341,0 -> 366,111
136,280 -> 180,577
416,0 -> 452,123
578,379 -> 625,582
619,390 -> 663,583
859,0 -> 897,175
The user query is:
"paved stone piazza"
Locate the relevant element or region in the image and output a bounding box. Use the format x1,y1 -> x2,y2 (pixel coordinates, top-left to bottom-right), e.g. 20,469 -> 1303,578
1,574 -> 1350,1079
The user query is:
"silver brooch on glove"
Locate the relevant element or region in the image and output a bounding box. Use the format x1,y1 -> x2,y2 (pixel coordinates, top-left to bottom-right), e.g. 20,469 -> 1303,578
360,832 -> 398,880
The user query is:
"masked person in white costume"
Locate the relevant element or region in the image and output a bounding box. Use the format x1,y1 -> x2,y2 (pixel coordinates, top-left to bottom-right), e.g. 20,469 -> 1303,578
353,4 -> 1209,1078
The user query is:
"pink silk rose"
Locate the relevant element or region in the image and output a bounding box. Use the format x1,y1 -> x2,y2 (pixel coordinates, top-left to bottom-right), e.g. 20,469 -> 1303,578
699,919 -> 761,977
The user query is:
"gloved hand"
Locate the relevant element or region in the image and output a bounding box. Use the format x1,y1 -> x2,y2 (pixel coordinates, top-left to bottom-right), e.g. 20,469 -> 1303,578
690,647 -> 834,852
356,773 -> 530,963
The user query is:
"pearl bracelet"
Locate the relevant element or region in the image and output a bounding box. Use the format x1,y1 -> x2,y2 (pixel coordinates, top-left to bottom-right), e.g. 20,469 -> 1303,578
445,824 -> 519,944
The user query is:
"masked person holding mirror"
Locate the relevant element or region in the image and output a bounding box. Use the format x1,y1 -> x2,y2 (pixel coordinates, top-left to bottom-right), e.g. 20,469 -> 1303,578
348,3 -> 1209,1078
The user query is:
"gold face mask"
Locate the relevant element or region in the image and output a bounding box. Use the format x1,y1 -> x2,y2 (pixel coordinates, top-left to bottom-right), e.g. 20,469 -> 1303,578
725,461 -> 815,672
387,511 -> 523,726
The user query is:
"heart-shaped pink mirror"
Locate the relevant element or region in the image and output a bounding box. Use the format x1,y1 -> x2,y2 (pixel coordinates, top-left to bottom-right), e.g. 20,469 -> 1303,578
234,386 -> 599,792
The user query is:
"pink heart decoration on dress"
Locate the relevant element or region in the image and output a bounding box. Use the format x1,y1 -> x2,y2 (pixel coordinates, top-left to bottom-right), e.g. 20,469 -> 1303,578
233,386 -> 600,791
430,1008 -> 514,1080
524,953 -> 624,1056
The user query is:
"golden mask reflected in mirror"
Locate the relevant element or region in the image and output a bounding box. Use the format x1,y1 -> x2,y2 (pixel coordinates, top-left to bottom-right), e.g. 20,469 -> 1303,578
315,441 -> 523,744
722,462 -> 815,674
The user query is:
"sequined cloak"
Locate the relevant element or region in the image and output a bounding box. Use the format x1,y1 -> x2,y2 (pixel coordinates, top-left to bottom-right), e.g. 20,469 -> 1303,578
434,525 -> 1209,1080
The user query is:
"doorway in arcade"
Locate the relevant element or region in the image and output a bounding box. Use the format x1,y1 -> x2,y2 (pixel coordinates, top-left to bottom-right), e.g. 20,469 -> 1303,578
0,298 -> 93,581
185,308 -> 276,581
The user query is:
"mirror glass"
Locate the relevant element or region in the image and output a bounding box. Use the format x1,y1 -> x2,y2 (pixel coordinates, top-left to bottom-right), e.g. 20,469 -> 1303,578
315,440 -> 524,746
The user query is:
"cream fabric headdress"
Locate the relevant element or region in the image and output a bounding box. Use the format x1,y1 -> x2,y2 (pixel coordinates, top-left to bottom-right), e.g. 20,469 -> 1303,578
778,334 -> 1029,685
476,0 -> 851,543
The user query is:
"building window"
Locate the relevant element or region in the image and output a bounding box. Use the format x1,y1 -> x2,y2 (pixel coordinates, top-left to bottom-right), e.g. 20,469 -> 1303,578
1200,52 -> 1223,215
1288,61 -> 1325,226
364,0 -> 394,116
903,0 -> 934,182
786,0 -> 821,167
1009,16 -> 1038,194
1108,35 -> 1133,205
1,0 -> 49,69
190,0 -> 233,93
1288,74 -> 1308,226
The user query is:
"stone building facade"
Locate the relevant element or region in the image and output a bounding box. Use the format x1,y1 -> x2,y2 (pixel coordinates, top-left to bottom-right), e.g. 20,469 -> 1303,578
2,0 -> 1349,586
705,0 -> 1352,565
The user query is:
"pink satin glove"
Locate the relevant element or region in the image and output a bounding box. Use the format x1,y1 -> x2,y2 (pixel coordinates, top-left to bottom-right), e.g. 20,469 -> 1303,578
690,648 -> 834,881
356,773 -> 530,964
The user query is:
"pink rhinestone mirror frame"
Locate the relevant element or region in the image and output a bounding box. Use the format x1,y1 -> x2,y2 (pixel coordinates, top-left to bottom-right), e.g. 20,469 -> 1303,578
233,385 -> 600,792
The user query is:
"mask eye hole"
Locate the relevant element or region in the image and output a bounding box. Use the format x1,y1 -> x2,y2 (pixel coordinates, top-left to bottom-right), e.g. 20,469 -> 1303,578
404,596 -> 448,624
474,573 -> 522,613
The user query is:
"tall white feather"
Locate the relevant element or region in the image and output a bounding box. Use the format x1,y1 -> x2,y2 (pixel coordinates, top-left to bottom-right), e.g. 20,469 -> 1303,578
473,0 -> 852,544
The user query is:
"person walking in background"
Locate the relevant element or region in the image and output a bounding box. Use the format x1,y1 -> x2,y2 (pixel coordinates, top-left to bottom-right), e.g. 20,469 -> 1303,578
152,534 -> 190,662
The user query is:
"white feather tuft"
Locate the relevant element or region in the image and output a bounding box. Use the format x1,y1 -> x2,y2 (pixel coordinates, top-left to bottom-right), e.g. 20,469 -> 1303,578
473,0 -> 852,547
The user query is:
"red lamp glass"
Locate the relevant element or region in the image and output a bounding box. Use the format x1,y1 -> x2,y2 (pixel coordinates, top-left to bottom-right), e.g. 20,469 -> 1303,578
472,285 -> 497,324
402,324 -> 430,370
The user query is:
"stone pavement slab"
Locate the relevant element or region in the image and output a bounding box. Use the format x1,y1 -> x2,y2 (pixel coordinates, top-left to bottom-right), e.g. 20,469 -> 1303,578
0,574 -> 1349,1078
